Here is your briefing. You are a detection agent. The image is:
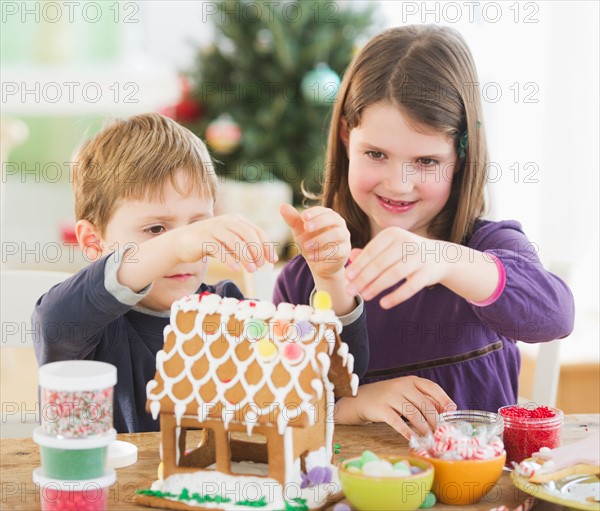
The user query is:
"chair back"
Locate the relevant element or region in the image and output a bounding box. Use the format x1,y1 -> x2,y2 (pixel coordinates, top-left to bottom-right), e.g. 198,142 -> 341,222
1,270 -> 72,438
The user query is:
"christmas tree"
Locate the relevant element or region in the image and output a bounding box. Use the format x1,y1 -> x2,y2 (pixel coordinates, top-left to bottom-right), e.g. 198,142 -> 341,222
185,0 -> 377,205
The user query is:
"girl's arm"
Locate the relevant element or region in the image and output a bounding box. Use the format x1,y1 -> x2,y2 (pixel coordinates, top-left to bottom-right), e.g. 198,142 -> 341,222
345,229 -> 499,307
465,220 -> 574,342
346,221 -> 574,341
279,204 -> 356,316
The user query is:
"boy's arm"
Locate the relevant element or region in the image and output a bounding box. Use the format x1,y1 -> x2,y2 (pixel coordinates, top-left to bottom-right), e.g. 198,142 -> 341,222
115,215 -> 275,293
33,249 -> 148,364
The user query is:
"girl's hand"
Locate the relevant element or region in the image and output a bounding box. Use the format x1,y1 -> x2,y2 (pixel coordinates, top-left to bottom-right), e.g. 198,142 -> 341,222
345,227 -> 451,309
174,214 -> 277,272
280,203 -> 351,280
335,376 -> 457,439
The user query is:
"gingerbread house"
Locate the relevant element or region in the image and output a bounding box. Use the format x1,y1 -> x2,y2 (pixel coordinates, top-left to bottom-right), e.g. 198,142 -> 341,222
137,291 -> 359,510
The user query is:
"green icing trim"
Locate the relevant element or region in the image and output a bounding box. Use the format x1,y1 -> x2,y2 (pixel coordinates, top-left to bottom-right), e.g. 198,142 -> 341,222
178,488 -> 191,501
139,488 -> 310,510
136,489 -> 178,498
284,497 -> 309,511
136,488 -> 232,505
235,495 -> 268,507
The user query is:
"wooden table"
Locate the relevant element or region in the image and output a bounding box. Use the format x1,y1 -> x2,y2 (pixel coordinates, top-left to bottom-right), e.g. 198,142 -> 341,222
1,415 -> 597,510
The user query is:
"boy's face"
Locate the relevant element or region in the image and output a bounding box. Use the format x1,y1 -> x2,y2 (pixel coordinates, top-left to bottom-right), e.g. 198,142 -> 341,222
100,171 -> 214,311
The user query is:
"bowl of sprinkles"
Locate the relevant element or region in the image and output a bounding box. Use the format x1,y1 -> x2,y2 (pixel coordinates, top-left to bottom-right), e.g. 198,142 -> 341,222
499,405 -> 564,466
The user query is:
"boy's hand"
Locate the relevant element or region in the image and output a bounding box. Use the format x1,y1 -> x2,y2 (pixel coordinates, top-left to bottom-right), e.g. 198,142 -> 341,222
345,227 -> 451,309
280,203 -> 351,280
174,214 -> 277,272
335,376 -> 457,440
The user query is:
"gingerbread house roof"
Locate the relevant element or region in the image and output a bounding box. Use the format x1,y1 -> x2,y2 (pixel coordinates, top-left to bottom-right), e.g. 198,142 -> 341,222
146,293 -> 359,434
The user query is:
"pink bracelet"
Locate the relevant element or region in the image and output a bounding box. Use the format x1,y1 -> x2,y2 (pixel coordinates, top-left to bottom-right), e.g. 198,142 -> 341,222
469,253 -> 506,307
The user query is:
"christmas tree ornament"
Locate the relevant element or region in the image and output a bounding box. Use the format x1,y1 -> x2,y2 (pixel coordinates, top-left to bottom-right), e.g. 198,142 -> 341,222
160,76 -> 203,123
254,28 -> 274,53
301,63 -> 341,105
205,114 -> 242,154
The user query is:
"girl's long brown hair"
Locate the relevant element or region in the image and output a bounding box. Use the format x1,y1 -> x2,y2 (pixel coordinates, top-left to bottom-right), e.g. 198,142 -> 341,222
322,25 -> 488,247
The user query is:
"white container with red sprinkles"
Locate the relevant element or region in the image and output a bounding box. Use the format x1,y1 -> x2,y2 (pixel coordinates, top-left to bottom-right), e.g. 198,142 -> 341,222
39,361 -> 116,438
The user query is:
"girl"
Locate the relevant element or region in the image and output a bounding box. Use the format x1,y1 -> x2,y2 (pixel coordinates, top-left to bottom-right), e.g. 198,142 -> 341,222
275,25 -> 574,439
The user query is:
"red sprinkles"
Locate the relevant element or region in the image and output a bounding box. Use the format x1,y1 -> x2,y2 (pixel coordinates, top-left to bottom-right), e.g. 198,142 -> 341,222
499,405 -> 562,466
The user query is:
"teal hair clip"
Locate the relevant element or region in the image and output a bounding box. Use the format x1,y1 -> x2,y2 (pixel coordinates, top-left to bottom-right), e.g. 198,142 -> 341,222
458,121 -> 482,158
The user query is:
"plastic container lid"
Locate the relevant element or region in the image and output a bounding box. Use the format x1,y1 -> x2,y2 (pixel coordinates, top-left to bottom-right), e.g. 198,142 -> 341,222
33,467 -> 116,489
39,361 -> 117,391
33,427 -> 116,449
107,441 -> 138,468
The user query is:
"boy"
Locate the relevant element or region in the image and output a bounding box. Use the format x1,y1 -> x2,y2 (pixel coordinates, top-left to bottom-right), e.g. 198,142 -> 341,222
33,113 -> 368,433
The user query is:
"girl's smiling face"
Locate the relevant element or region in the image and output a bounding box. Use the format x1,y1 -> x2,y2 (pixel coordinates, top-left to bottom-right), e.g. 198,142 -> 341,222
345,101 -> 457,239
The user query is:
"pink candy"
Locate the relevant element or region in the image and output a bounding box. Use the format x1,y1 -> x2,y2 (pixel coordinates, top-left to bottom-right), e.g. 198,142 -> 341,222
410,421 -> 504,461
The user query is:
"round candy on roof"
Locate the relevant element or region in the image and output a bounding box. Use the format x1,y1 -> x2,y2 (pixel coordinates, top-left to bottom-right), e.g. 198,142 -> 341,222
245,319 -> 267,340
256,337 -> 278,362
313,290 -> 332,310
283,342 -> 304,364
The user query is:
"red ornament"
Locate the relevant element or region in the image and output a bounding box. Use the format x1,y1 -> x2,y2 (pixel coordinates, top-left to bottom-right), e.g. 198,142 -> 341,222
205,114 -> 241,154
160,76 -> 203,123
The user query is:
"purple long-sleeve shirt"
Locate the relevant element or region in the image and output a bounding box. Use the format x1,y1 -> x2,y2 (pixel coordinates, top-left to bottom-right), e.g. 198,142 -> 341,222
274,219 -> 574,411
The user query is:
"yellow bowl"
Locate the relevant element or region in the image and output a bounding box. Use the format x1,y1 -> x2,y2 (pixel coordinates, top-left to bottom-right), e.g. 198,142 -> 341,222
338,455 -> 434,511
411,451 -> 506,505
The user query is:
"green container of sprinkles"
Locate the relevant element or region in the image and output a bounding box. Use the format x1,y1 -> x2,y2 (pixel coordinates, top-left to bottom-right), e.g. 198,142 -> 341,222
34,427 -> 116,480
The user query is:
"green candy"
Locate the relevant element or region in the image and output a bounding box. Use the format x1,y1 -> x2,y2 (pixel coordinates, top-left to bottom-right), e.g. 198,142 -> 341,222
360,450 -> 379,464
419,492 -> 436,509
345,458 -> 363,470
246,319 -> 267,340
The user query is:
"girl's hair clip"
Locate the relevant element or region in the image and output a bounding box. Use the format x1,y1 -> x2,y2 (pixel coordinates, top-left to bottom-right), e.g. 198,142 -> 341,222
458,121 -> 482,158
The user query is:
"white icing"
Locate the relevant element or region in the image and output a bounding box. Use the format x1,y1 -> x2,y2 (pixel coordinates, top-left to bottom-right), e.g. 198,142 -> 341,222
150,401 -> 161,421
283,427 -> 301,486
311,379 -> 324,400
152,471 -> 286,510
337,342 -> 349,362
175,426 -> 181,465
293,305 -> 313,321
274,302 -> 295,321
305,447 -> 329,472
346,353 -> 355,375
252,301 -> 276,320
150,468 -> 342,511
350,374 -> 359,396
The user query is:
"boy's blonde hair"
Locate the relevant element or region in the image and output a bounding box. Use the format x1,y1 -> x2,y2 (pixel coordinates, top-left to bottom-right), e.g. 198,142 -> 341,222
323,25 -> 488,247
72,113 -> 217,235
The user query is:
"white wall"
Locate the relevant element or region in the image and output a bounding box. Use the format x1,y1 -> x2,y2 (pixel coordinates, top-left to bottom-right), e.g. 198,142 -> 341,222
374,1 -> 599,360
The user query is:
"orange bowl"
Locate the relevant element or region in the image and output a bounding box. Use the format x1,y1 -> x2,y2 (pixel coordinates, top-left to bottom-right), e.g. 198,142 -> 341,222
410,451 -> 506,505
